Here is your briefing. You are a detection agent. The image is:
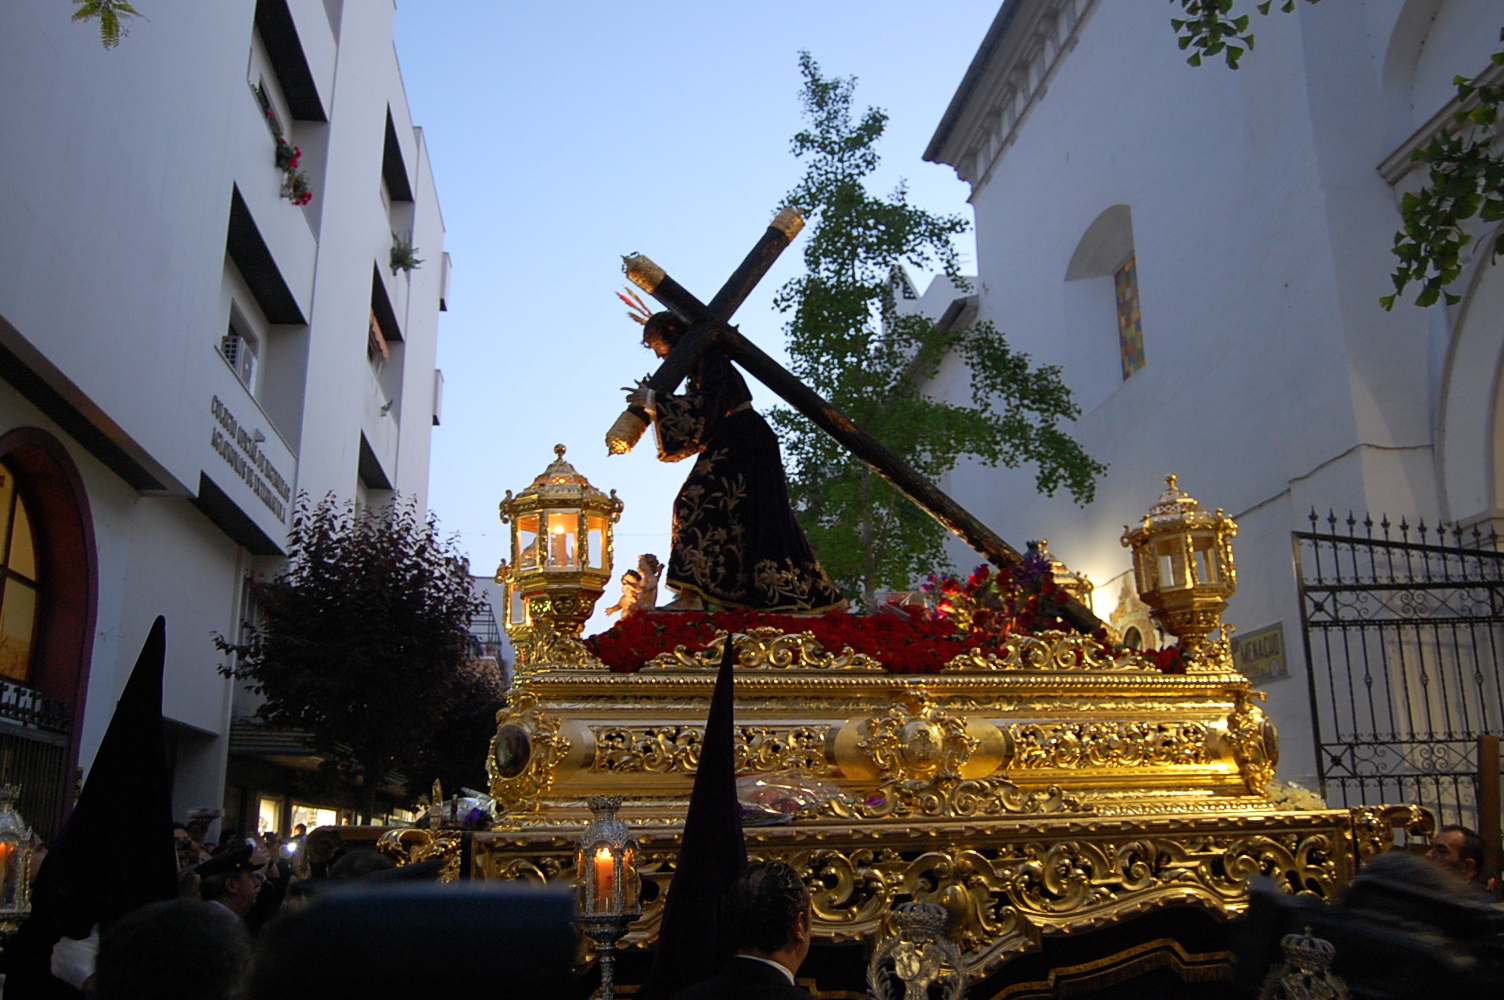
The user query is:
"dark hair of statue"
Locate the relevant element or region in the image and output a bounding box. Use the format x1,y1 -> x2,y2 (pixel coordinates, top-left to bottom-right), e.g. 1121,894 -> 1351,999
721,860 -> 810,954
642,311 -> 686,349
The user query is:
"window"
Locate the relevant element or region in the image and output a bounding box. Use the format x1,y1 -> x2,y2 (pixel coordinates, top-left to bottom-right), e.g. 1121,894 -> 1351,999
1114,254 -> 1146,379
368,309 -> 390,367
221,318 -> 259,391
0,462 -> 40,682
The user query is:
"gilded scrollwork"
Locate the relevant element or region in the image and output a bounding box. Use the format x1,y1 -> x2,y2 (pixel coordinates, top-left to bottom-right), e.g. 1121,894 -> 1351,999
1351,804 -> 1434,861
1010,721 -> 1211,769
642,626 -> 883,671
590,724 -> 831,775
1225,689 -> 1279,793
488,687 -> 572,811
942,631 -> 1156,673
859,688 -> 978,779
824,773 -> 1088,821
377,828 -> 464,881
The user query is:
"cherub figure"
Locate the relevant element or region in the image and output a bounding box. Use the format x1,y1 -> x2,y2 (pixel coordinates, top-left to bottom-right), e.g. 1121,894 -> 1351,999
604,569 -> 644,618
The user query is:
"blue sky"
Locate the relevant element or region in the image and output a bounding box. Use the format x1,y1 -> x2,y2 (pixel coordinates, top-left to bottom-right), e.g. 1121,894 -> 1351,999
392,1 -> 999,633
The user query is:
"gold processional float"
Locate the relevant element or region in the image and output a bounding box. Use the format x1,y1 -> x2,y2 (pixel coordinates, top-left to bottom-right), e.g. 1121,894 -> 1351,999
335,447 -> 1429,993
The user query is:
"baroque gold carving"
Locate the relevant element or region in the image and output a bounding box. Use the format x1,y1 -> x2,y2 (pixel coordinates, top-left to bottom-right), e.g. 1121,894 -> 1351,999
462,809 -> 1392,978
590,724 -> 831,775
943,631 -> 1156,673
859,688 -> 977,779
642,627 -> 882,671
1350,804 -> 1434,861
824,773 -> 1088,821
1225,690 -> 1279,793
377,828 -> 463,881
488,687 -> 572,811
1010,721 -> 1211,769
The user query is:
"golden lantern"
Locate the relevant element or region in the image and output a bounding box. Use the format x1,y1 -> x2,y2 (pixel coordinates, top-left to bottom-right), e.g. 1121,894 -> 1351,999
499,445 -> 623,664
1120,475 -> 1237,651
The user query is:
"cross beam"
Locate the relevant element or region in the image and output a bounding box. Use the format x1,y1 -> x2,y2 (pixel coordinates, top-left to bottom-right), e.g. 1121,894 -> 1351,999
609,215 -> 1103,635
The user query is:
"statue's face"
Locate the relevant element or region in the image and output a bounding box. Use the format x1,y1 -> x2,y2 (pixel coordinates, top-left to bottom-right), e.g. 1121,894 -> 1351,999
644,331 -> 672,358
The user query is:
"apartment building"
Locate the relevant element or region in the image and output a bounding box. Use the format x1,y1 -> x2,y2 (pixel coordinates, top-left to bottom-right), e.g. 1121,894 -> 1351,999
0,0 -> 446,838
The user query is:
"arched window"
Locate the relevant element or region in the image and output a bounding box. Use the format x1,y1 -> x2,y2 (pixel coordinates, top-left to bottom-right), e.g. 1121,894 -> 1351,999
1064,205 -> 1144,410
0,461 -> 40,681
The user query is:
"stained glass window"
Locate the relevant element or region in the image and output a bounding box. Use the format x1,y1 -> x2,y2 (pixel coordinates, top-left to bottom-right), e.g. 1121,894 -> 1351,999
0,463 -> 39,682
1115,254 -> 1146,379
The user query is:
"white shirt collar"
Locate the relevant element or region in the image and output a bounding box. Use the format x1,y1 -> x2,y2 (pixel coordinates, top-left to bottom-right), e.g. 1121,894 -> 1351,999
738,954 -> 795,985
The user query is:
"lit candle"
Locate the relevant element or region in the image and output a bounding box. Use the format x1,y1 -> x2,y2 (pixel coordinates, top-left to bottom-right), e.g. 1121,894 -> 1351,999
593,846 -> 614,912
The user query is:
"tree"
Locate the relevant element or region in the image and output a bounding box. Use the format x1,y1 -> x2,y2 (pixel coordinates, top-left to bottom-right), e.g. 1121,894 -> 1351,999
218,495 -> 486,821
1169,1 -> 1504,309
70,0 -> 143,49
774,53 -> 1105,609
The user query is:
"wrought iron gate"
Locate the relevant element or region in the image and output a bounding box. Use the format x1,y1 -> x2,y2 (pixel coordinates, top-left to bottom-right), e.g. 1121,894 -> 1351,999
1294,511 -> 1504,828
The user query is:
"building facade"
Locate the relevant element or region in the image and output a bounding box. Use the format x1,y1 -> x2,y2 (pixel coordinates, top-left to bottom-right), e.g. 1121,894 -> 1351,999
922,0 -> 1503,793
0,0 -> 446,838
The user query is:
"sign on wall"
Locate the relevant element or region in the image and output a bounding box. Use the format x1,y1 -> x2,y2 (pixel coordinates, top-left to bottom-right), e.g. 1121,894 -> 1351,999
1231,622 -> 1288,682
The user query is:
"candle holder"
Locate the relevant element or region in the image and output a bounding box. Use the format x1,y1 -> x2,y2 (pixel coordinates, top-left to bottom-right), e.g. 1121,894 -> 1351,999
575,795 -> 639,1000
0,784 -> 34,944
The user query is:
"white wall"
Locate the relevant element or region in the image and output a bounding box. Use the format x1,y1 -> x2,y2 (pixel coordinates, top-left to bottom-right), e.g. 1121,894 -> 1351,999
926,0 -> 1504,785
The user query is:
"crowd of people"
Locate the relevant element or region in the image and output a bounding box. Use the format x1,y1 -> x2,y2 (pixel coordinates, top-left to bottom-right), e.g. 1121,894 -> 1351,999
8,819 -> 1500,999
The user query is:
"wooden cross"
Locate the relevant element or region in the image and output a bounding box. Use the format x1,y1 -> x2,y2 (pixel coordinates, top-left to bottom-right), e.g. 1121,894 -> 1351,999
607,209 -> 1102,635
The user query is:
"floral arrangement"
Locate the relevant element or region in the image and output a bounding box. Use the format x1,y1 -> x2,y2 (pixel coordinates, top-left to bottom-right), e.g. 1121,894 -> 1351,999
264,107 -> 313,207
587,558 -> 1188,675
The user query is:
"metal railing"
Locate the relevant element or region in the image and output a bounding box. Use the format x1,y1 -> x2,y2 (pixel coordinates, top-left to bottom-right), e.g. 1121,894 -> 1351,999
1294,510 -> 1504,830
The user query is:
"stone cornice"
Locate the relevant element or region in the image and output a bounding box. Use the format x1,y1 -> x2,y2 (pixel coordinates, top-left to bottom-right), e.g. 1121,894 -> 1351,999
924,0 -> 1101,190
1378,58 -> 1504,185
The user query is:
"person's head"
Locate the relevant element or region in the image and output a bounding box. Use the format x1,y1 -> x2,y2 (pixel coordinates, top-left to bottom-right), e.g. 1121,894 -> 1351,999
177,867 -> 201,900
723,861 -> 812,972
642,312 -> 686,359
1427,824 -> 1486,881
95,899 -> 250,1000
196,845 -> 263,916
294,823 -> 307,836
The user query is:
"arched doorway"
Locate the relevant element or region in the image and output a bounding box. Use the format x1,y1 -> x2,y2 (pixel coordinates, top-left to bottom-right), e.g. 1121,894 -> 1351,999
0,428 -> 97,840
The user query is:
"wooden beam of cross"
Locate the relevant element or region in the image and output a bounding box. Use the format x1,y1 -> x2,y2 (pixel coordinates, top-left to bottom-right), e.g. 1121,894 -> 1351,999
606,212 -> 1103,635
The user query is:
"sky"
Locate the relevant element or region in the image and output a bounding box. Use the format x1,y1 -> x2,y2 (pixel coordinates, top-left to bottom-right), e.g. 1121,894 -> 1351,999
391,1 -> 1001,635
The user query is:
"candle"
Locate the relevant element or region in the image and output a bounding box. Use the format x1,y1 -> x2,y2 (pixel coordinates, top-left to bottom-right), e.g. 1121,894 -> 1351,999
593,846 -> 614,912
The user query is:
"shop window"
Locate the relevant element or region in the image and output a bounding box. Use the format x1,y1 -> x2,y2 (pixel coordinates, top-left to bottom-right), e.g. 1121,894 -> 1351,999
0,461 -> 40,682
1115,254 -> 1146,379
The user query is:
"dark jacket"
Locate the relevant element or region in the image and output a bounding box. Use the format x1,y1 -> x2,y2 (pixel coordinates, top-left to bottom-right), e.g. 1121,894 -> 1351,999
669,956 -> 811,1000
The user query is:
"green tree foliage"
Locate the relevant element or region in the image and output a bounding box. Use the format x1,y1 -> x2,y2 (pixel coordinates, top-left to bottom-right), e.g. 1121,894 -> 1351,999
217,495 -> 490,819
1171,4 -> 1504,310
70,0 -> 142,49
775,53 -> 1104,608
1384,38 -> 1504,309
1170,0 -> 1319,69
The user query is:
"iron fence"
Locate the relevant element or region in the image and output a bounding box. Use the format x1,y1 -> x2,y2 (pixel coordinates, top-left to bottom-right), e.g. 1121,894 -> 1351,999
1294,511 -> 1504,829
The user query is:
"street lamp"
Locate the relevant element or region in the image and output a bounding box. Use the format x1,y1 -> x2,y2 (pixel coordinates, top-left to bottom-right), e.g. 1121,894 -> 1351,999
575,795 -> 639,1000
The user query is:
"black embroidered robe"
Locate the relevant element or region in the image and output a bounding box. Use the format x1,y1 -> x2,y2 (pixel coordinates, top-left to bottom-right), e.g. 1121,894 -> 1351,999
649,350 -> 844,613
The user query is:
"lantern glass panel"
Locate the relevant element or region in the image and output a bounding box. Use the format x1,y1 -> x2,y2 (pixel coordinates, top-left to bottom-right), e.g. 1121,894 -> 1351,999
586,514 -> 607,570
515,514 -> 540,570
508,583 -> 527,628
0,838 -> 19,908
545,511 -> 579,568
1191,533 -> 1219,586
1154,538 -> 1186,589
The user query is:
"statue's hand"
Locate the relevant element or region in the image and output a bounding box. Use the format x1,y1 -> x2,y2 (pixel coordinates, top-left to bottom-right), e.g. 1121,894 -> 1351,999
622,379 -> 651,408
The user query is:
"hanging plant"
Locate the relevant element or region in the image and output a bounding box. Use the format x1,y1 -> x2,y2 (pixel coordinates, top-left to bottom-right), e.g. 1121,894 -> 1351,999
282,170 -> 313,207
390,231 -> 423,275
274,136 -> 302,172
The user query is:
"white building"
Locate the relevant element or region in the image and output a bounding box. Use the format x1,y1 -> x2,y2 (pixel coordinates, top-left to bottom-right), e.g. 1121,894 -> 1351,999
922,0 -> 1504,799
0,0 -> 446,838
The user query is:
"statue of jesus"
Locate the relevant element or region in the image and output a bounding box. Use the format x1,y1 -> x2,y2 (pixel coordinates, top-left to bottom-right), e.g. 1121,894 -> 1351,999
625,312 -> 845,614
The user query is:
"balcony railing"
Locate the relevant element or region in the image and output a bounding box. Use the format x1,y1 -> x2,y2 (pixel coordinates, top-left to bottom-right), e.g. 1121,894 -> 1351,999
0,680 -> 72,735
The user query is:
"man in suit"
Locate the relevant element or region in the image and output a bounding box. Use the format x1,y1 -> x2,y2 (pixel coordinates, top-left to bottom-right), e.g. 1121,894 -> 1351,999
671,861 -> 813,1000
